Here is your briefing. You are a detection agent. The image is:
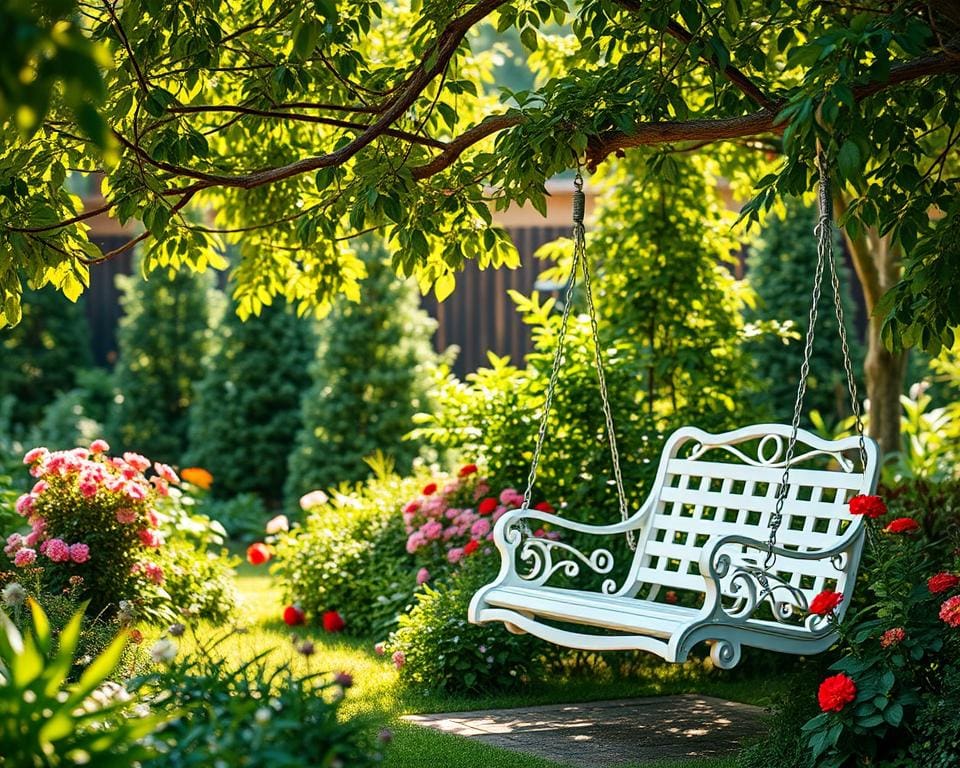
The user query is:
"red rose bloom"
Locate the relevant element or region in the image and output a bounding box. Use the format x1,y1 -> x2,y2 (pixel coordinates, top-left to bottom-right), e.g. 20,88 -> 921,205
848,494 -> 887,518
928,572 -> 960,594
422,483 -> 438,496
809,590 -> 843,616
478,497 -> 498,515
464,539 -> 480,555
883,517 -> 920,534
403,501 -> 420,515
940,596 -> 960,628
322,610 -> 346,633
818,673 -> 857,712
246,542 -> 271,566
283,605 -> 306,626
459,464 -> 478,477
534,501 -> 555,514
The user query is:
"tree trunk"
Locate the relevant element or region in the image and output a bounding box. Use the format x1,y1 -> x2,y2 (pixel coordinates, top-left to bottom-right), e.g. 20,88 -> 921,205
834,195 -> 907,458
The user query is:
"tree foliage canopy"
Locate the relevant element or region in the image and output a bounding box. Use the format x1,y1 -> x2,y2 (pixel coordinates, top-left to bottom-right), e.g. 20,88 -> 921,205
1,0 -> 957,348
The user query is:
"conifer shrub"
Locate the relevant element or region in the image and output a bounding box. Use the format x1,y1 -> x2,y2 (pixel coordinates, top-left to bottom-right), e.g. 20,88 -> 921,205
110,266 -> 221,464
186,300 -> 315,503
285,240 -> 441,507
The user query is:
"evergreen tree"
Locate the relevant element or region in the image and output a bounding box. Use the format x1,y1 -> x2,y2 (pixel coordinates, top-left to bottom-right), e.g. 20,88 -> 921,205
747,199 -> 864,426
110,266 -> 220,464
286,240 -> 440,507
186,301 -> 315,503
0,286 -> 92,435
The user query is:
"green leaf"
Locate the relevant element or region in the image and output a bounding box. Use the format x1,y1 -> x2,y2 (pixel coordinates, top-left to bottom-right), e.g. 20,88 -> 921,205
28,599 -> 51,655
884,702 -> 903,727
520,26 -> 538,52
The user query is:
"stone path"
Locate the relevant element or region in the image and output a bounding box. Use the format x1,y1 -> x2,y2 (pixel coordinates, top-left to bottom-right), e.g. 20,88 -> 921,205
403,695 -> 764,767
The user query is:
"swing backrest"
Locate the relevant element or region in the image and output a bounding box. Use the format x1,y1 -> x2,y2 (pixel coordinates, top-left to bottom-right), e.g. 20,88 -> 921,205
629,424 -> 880,615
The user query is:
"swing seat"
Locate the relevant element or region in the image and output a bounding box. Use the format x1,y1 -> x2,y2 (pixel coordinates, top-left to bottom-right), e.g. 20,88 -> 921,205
469,424 -> 880,669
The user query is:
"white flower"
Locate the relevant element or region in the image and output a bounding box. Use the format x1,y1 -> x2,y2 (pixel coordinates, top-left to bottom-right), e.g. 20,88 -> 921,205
265,514 -> 289,534
254,707 -> 272,724
149,638 -> 178,665
299,490 -> 329,511
1,582 -> 26,607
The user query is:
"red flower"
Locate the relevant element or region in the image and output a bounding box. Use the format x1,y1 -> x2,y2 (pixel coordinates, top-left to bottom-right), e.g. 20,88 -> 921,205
403,501 -> 420,515
883,517 -> 920,534
323,610 -> 346,633
818,673 -> 857,712
940,596 -> 960,628
848,494 -> 887,519
928,573 -> 960,594
459,464 -> 478,477
246,542 -> 271,566
129,629 -> 144,645
665,590 -> 678,604
464,539 -> 480,556
422,483 -> 437,496
283,605 -> 306,626
809,590 -> 843,616
477,497 -> 498,515
534,501 -> 555,514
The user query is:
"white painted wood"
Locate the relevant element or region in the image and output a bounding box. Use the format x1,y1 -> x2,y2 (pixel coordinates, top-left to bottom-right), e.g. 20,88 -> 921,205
468,423 -> 881,668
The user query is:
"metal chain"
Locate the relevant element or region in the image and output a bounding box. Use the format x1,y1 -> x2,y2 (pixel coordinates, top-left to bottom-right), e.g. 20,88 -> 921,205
764,160 -> 830,569
577,175 -> 635,551
521,215 -> 583,512
521,170 -> 635,550
817,152 -> 868,468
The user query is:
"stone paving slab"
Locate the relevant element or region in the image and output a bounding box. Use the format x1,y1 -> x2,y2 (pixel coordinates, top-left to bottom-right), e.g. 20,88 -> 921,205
403,695 -> 764,767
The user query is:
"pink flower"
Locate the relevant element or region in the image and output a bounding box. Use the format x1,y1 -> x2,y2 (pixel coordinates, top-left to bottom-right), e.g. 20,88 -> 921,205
123,452 -> 151,473
150,476 -> 169,496
266,514 -> 289,534
78,480 -> 99,498
14,548 -> 37,567
499,488 -> 520,505
90,439 -> 110,454
471,518 -> 491,538
23,447 -> 48,465
422,521 -> 443,541
473,480 -> 491,499
447,547 -> 464,564
123,482 -> 147,501
116,507 -> 138,524
405,530 -> 426,554
940,595 -> 960,628
139,529 -> 161,548
443,525 -> 459,541
416,567 -> 430,586
143,562 -> 164,584
392,651 -> 405,670
44,538 -> 70,563
30,480 -> 48,496
15,494 -> 35,516
153,462 -> 180,485
374,642 -> 386,655
4,533 -> 23,556
69,543 -> 90,564
492,507 -> 508,523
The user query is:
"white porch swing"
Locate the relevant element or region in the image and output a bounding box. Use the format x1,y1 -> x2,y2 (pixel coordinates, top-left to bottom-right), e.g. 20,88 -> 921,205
469,155 -> 880,669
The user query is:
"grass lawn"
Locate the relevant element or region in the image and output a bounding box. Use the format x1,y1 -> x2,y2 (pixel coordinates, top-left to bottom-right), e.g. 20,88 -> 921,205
177,564 -> 773,768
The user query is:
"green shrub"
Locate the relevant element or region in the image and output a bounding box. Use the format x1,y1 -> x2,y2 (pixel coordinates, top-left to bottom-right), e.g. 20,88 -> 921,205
0,600 -> 162,767
201,492 -> 270,543
0,286 -> 93,436
388,553 -> 546,693
134,629 -> 380,768
285,240 -> 442,508
186,301 -> 315,503
31,368 -> 116,449
736,674 -> 819,768
905,664 -> 960,767
273,470 -> 424,637
155,543 -> 238,625
110,266 -> 222,464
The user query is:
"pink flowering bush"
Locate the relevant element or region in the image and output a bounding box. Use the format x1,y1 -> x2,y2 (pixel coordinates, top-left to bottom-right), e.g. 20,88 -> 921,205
2,441 -> 182,620
401,464 -> 557,580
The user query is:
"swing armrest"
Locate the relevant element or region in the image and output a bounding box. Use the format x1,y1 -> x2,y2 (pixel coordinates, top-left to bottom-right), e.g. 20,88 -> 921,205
697,529 -> 866,624
492,500 -> 654,548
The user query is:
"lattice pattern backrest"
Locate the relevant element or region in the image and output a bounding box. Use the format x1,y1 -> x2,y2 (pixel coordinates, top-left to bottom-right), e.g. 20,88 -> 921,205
630,426 -> 878,608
